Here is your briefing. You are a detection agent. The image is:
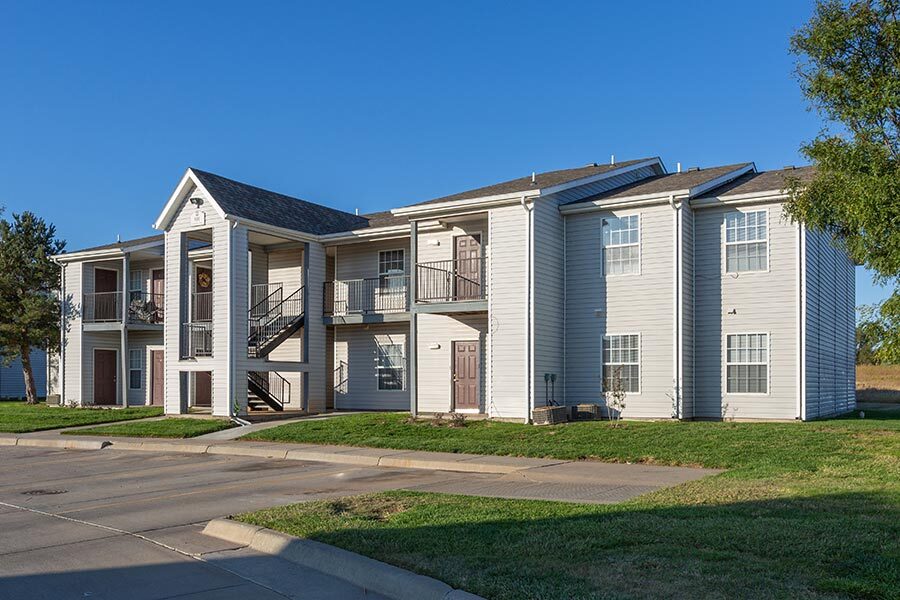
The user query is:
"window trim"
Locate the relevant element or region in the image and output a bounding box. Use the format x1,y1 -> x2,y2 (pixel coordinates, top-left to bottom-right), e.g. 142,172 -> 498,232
723,332 -> 771,396
601,213 -> 641,277
128,348 -> 143,390
601,332 -> 641,395
375,338 -> 406,392
723,208 -> 770,275
377,248 -> 406,278
129,269 -> 144,293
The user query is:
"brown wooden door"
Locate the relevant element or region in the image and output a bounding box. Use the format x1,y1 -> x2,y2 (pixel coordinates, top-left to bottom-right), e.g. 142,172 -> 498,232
453,341 -> 480,411
151,270 -> 165,323
94,268 -> 119,321
93,349 -> 118,405
150,350 -> 164,406
194,371 -> 212,407
454,234 -> 481,300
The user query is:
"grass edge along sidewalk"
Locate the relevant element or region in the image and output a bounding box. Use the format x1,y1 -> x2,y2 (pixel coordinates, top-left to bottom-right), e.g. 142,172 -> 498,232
0,401 -> 162,433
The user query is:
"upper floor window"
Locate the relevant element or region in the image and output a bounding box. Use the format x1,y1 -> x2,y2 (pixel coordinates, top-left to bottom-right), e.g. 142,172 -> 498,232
725,210 -> 767,273
129,270 -> 144,302
602,215 -> 639,275
726,333 -> 768,394
602,334 -> 640,393
376,340 -> 405,391
379,249 -> 406,290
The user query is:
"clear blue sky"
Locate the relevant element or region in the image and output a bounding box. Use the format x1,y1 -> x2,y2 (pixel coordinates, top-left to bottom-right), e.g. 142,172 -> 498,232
0,1 -> 891,306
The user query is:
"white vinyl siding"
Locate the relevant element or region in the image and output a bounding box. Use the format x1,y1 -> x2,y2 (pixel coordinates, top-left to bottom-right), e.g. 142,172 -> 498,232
333,324 -> 409,410
726,334 -> 768,394
725,210 -> 768,273
603,215 -> 640,275
602,334 -> 640,393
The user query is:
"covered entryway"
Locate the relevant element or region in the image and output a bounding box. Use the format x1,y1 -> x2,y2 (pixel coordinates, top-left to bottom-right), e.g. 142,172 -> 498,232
150,350 -> 164,406
93,348 -> 117,405
453,340 -> 480,411
194,371 -> 212,407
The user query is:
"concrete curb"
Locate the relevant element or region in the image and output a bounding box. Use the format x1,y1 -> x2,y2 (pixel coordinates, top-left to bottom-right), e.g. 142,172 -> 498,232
202,518 -> 484,600
0,435 -> 109,450
3,435 -> 561,475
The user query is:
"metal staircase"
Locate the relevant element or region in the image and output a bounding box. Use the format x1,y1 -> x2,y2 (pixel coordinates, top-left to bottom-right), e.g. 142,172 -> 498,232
248,285 -> 305,358
247,371 -> 290,412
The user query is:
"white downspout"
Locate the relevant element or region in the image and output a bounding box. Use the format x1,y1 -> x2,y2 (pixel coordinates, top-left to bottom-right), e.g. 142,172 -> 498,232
521,195 -> 535,422
669,194 -> 681,419
58,260 -> 65,405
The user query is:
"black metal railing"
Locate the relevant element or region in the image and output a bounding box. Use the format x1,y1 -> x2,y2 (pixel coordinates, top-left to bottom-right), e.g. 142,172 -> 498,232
334,361 -> 348,395
181,322 -> 213,358
324,276 -> 409,316
248,286 -> 305,356
83,291 -> 122,322
192,291 -> 213,322
127,291 -> 164,324
250,283 -> 283,318
248,371 -> 290,410
416,257 -> 485,302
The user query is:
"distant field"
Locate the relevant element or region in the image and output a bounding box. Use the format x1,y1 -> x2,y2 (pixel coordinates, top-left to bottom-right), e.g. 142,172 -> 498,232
857,364 -> 900,403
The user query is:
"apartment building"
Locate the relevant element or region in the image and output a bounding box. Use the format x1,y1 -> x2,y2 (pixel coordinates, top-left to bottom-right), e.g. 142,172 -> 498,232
51,157 -> 856,421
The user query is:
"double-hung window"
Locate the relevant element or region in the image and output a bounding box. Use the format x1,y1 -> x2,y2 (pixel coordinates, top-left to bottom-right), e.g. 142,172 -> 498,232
129,270 -> 144,302
726,333 -> 768,393
378,250 -> 406,290
602,215 -> 640,275
128,349 -> 142,390
602,334 -> 640,393
725,211 -> 767,273
376,340 -> 405,391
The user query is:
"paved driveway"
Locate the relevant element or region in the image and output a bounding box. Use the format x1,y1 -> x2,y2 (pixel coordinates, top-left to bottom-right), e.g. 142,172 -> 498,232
0,445 -> 716,599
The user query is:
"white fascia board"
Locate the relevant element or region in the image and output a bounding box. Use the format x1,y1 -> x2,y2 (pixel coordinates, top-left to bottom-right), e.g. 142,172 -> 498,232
226,216 -> 319,243
390,158 -> 664,218
153,168 -> 228,231
52,239 -> 165,263
559,193 -> 688,215
321,219 -> 445,246
690,191 -> 788,209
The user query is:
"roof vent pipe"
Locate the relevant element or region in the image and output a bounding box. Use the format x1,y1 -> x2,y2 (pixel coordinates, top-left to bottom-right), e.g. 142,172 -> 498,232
610,154 -> 615,165
531,171 -> 536,184
354,208 -> 359,215
676,162 -> 682,173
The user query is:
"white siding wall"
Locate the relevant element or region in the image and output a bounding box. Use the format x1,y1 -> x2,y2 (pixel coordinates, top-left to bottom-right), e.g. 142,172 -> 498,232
305,242 -> 328,412
488,206 -> 528,418
263,248 -> 304,405
417,313 -> 487,413
125,331 -> 163,405
694,202 -> 798,420
532,199 -> 565,408
804,228 -> 856,419
334,324 -> 409,410
335,238 -> 411,280
681,205 -> 695,417
62,262 -> 82,405
564,204 -> 675,417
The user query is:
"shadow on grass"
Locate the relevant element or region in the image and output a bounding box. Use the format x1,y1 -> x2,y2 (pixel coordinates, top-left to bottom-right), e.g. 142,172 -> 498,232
243,490 -> 900,600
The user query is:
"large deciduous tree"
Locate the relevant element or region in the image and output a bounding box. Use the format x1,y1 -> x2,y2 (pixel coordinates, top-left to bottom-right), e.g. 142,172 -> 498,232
786,0 -> 900,362
0,212 -> 65,403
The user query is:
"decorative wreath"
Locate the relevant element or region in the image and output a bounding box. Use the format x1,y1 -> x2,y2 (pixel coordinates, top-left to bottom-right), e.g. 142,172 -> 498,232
198,272 -> 211,288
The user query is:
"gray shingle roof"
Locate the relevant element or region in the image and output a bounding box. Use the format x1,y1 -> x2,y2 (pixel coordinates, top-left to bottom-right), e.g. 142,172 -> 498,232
403,158 -> 657,208
191,169 -> 369,235
694,165 -> 816,198
63,234 -> 164,255
361,210 -> 408,229
564,163 -> 752,205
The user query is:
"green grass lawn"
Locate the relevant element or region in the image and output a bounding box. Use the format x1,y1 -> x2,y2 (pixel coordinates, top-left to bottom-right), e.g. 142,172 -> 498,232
0,401 -> 163,433
239,409 -> 900,599
65,417 -> 235,438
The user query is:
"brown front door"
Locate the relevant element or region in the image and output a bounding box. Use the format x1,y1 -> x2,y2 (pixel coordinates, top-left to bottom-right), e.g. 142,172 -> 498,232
150,350 -> 164,406
194,371 -> 212,407
453,341 -> 480,411
93,349 -> 117,405
454,234 -> 481,300
94,268 -> 119,321
151,270 -> 165,323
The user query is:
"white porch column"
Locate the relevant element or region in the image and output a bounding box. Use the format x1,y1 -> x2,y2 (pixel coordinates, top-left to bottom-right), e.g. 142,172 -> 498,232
409,220 -> 418,417
303,241 -> 327,412
225,224 -> 249,417
120,254 -> 129,406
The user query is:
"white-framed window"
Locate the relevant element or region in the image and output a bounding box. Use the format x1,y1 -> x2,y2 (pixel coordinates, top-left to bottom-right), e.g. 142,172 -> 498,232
602,334 -> 640,393
602,215 -> 640,275
726,333 -> 769,394
128,349 -> 142,390
129,270 -> 144,302
725,210 -> 768,273
375,340 -> 405,391
378,249 -> 405,288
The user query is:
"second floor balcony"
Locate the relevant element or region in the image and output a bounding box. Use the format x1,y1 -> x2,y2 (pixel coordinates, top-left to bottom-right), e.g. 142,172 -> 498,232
324,276 -> 409,316
416,257 -> 485,303
83,291 -> 164,326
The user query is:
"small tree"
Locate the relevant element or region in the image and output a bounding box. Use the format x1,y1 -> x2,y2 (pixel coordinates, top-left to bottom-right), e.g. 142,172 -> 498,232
604,367 -> 627,428
0,212 -> 65,404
